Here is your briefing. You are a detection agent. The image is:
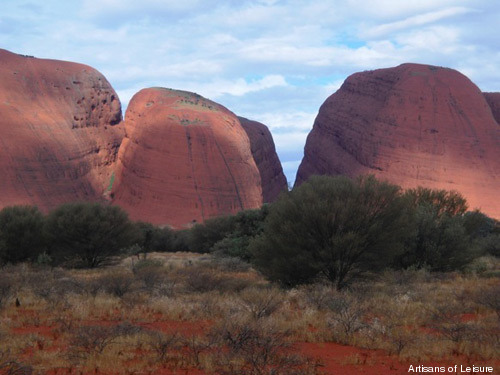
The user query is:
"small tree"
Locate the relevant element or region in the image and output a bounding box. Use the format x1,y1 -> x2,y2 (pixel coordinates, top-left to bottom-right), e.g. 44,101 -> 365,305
45,202 -> 135,267
0,205 -> 45,264
251,175 -> 409,289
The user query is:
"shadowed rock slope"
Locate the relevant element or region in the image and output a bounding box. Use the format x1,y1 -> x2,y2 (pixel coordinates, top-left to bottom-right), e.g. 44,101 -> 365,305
238,117 -> 288,202
112,88 -> 263,227
296,63 -> 500,218
484,92 -> 500,124
0,49 -> 123,211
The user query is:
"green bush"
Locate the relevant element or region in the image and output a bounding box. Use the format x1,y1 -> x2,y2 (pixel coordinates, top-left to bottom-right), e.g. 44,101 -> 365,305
398,188 -> 482,271
463,211 -> 500,257
188,215 -> 235,253
187,206 -> 268,258
0,205 -> 45,264
134,221 -> 175,253
251,175 -> 409,289
211,207 -> 268,261
45,202 -> 136,267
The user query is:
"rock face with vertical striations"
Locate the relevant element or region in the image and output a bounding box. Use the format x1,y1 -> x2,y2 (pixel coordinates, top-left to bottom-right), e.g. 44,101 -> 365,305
296,63 -> 500,218
238,117 -> 288,202
112,88 -> 263,227
0,49 -> 123,211
484,92 -> 500,124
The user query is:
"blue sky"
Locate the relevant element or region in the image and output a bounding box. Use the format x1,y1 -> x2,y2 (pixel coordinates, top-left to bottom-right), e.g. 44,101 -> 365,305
1,0 -> 499,184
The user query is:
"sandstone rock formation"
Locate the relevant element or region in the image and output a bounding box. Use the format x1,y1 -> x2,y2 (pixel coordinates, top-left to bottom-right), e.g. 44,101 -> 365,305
484,92 -> 500,124
112,88 -> 263,227
238,117 -> 287,202
0,49 -> 123,211
296,63 -> 500,218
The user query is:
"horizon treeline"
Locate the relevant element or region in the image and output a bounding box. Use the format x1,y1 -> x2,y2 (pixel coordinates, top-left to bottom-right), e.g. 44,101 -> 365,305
0,175 -> 498,289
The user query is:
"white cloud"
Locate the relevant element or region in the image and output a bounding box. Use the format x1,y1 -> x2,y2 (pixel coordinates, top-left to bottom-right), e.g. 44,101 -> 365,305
347,0 -> 471,18
182,75 -> 288,98
363,7 -> 474,38
81,0 -> 205,19
250,111 -> 316,132
396,26 -> 462,53
272,131 -> 310,154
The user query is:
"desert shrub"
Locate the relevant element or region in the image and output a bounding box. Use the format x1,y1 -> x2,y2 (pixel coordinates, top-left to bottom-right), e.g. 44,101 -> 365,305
0,205 -> 45,264
473,285 -> 500,320
26,269 -> 81,306
132,259 -> 167,290
380,267 -> 432,286
367,300 -> 419,355
100,271 -> 136,298
68,322 -> 141,360
0,276 -> 13,310
238,287 -> 283,320
69,325 -> 118,359
181,265 -> 223,293
327,293 -> 366,343
428,301 -> 473,343
45,202 -> 136,267
132,258 -> 163,273
80,277 -> 104,298
147,331 -> 180,363
0,358 -> 33,375
213,256 -> 251,272
182,333 -> 216,366
251,175 -> 409,289
297,283 -> 339,310
465,256 -> 499,276
211,318 -> 314,375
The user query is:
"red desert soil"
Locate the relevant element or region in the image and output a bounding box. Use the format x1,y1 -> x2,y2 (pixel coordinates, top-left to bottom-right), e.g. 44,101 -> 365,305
238,116 -> 288,203
296,63 -> 500,219
0,48 -> 124,212
7,318 -> 499,375
112,88 -> 263,227
300,342 -> 499,375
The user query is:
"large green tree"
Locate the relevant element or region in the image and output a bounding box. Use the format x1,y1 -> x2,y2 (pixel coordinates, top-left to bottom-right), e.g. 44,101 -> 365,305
45,202 -> 136,267
0,205 -> 45,264
251,175 -> 409,289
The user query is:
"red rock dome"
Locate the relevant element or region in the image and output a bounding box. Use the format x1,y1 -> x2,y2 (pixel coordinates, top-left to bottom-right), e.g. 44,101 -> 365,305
238,117 -> 288,202
112,88 -> 263,227
296,63 -> 500,218
0,49 -> 123,211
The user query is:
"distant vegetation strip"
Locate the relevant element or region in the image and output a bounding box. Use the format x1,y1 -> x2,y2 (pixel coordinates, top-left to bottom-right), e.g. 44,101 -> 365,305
0,175 -> 498,289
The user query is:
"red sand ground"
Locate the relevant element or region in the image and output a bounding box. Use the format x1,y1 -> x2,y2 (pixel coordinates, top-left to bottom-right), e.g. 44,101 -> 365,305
5,311 -> 498,375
